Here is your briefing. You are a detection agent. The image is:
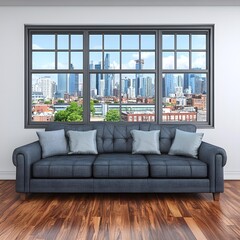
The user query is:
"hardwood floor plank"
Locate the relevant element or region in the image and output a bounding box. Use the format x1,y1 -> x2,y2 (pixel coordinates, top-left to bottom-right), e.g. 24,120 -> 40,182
0,181 -> 240,240
184,217 -> 208,240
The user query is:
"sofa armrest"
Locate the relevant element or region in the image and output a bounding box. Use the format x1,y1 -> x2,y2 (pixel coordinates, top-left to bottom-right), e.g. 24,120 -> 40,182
12,141 -> 42,193
198,141 -> 227,193
198,141 -> 227,167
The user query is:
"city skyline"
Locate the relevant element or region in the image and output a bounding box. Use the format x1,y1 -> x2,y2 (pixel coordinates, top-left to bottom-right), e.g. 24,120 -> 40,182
31,33 -> 208,122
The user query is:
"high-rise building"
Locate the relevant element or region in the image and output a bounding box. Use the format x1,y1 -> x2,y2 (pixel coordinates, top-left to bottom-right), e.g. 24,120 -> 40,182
163,74 -> 176,97
104,54 -> 112,96
99,79 -> 105,96
32,76 -> 56,99
135,59 -> 144,97
57,74 -> 67,98
69,64 -> 79,96
95,63 -> 102,95
122,77 -> 129,96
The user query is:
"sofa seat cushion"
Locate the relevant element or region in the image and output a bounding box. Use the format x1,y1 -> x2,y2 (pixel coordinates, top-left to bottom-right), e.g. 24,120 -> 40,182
93,153 -> 149,178
32,155 -> 97,178
145,154 -> 207,178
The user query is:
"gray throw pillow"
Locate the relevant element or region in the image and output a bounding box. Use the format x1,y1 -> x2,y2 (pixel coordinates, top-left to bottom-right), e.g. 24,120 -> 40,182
37,129 -> 68,158
168,129 -> 204,158
67,130 -> 98,154
131,130 -> 161,154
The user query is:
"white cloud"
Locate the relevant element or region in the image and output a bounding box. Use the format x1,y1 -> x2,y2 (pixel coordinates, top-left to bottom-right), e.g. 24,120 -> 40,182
177,55 -> 189,69
110,60 -> 120,69
122,59 -> 136,69
192,53 -> 206,69
32,44 -> 43,50
163,55 -> 174,69
141,52 -> 155,59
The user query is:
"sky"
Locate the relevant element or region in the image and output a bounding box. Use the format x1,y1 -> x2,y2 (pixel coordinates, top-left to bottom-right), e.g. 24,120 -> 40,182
31,33 -> 207,83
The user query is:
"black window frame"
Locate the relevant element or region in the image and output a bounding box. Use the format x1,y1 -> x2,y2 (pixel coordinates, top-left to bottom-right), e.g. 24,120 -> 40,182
25,25 -> 214,128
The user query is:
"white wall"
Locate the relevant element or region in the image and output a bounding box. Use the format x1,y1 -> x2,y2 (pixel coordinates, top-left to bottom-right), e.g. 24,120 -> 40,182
0,6 -> 239,179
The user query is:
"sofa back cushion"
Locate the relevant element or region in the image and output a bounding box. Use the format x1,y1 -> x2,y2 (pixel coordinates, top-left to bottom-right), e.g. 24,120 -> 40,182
45,122 -> 196,154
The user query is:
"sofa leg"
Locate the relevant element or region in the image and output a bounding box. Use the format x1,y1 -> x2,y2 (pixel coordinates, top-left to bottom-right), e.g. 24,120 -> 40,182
20,193 -> 29,201
213,193 -> 220,201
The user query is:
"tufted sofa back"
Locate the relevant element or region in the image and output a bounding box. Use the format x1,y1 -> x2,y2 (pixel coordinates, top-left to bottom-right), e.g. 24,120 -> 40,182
46,122 -> 196,154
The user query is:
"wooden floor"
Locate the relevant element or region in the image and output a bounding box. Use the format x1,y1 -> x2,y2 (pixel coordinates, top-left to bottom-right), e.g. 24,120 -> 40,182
0,181 -> 240,240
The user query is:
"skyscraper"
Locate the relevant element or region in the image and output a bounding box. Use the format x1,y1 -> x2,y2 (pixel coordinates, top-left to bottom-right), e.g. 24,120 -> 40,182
135,59 -> 144,97
95,63 -> 102,95
104,53 -> 112,96
57,74 -> 67,98
69,64 -> 79,96
163,74 -> 176,97
32,76 -> 56,99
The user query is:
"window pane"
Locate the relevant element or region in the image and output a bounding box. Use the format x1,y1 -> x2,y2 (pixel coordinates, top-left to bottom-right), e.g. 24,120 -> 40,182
177,52 -> 189,69
32,35 -> 55,49
141,35 -> 155,50
122,52 -> 139,69
32,73 -> 84,122
57,35 -> 69,49
71,35 -> 83,49
121,74 -> 155,101
69,73 -> 83,97
104,52 -> 120,69
162,52 -> 175,69
104,35 -> 120,50
162,73 -> 207,122
192,52 -> 206,70
32,74 -> 56,122
121,73 -> 155,122
162,35 -> 174,50
57,52 -> 69,69
90,73 -> 120,121
56,73 -> 83,98
192,35 -> 206,50
32,52 -> 55,69
90,35 -> 102,49
177,35 -> 189,50
141,52 -> 155,69
89,52 -> 102,69
122,35 -> 139,49
71,52 -> 83,70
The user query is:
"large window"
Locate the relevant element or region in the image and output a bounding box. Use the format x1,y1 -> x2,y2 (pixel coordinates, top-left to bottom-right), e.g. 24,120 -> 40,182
25,25 -> 214,128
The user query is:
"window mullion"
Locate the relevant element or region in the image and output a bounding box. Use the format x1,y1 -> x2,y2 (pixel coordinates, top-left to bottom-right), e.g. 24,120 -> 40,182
157,30 -> 162,124
83,31 -> 90,123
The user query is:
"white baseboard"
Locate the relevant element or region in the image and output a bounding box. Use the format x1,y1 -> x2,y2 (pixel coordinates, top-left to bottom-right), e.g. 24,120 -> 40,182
0,171 -> 16,180
0,171 -> 240,180
224,171 -> 240,180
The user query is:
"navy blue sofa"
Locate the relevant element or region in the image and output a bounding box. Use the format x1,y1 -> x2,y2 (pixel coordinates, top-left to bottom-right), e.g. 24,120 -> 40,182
12,123 -> 227,200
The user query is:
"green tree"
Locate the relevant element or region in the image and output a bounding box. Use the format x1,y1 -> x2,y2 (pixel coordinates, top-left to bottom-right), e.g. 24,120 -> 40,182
67,112 -> 82,122
105,109 -> 120,122
54,102 -> 83,122
54,110 -> 67,121
54,101 -> 95,122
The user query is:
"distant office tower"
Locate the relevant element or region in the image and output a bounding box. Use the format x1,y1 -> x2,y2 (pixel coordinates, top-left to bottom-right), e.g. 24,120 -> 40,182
163,74 -> 176,97
135,59 -> 144,97
195,76 -> 206,94
122,77 -> 129,96
57,74 -> 67,98
146,76 -> 154,97
104,54 -> 112,96
99,79 -> 105,96
95,63 -> 102,95
184,73 -> 196,94
32,76 -> 56,99
69,64 -> 79,96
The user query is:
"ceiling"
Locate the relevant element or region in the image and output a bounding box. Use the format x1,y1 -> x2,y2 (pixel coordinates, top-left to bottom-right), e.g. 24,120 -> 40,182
0,0 -> 240,6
